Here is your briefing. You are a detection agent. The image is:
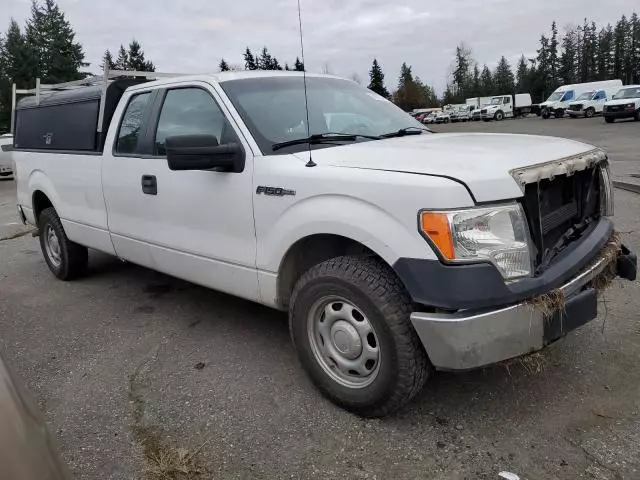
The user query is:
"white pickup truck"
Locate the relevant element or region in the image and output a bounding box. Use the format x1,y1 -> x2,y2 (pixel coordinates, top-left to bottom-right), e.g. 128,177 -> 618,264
12,70 -> 637,417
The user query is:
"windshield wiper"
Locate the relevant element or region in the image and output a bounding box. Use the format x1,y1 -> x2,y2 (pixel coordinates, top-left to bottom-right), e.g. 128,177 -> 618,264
379,126 -> 429,138
272,133 -> 380,151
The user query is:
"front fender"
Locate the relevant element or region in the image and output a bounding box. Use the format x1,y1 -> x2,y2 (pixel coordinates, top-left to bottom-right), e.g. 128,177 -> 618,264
257,194 -> 436,273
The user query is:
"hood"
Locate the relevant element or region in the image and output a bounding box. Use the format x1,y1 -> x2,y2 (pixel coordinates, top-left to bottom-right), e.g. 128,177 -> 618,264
606,97 -> 640,106
304,133 -> 599,203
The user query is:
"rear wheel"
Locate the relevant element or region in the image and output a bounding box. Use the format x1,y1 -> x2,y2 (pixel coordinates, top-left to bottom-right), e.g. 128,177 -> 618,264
585,107 -> 595,118
289,256 -> 430,417
38,207 -> 88,280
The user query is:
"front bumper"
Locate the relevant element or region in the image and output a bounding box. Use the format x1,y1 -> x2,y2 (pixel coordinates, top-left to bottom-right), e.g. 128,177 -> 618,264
604,109 -> 637,119
409,242 -> 636,370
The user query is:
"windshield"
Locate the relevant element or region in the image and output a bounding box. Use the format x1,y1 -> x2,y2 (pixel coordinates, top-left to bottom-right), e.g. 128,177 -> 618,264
615,87 -> 640,99
546,92 -> 564,102
490,97 -> 502,105
220,76 -> 427,154
576,91 -> 595,101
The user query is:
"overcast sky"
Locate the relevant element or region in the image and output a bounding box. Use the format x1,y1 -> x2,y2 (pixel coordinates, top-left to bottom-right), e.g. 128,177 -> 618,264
2,0 -> 638,92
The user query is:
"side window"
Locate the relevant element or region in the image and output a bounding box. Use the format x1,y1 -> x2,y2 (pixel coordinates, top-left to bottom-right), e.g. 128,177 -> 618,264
563,91 -> 574,101
594,90 -> 606,100
504,97 -> 511,104
154,88 -> 236,156
116,92 -> 152,154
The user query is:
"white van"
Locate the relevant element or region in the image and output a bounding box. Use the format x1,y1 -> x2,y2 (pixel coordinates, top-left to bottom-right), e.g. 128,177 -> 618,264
566,88 -> 618,118
539,80 -> 623,119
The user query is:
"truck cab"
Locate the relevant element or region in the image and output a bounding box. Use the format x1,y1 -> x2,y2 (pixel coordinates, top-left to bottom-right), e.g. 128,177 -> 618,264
11,70 -> 637,417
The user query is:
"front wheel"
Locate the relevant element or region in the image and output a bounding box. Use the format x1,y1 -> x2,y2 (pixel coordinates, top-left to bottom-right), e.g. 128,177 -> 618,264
585,108 -> 595,118
554,109 -> 565,118
38,207 -> 88,280
605,116 -> 615,124
289,256 -> 430,417
495,111 -> 504,121
541,109 -> 550,119
635,110 -> 640,121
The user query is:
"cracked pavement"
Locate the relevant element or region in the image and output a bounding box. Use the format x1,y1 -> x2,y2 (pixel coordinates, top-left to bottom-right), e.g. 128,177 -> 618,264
1,118 -> 640,479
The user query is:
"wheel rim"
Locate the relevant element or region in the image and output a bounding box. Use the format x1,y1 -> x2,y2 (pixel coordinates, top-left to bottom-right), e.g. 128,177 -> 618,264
44,225 -> 62,268
586,109 -> 594,118
307,296 -> 381,389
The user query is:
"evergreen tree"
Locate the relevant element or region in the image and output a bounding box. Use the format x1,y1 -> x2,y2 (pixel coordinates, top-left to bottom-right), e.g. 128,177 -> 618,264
452,43 -> 472,98
579,20 -> 598,82
471,64 -> 481,97
493,56 -> 515,93
115,45 -> 128,70
100,49 -> 116,71
613,15 -> 629,82
25,0 -> 85,83
549,21 -> 560,88
284,63 -> 290,71
244,47 -> 257,70
515,55 -> 529,92
559,28 -> 579,84
392,63 -> 428,110
127,40 -> 154,72
257,47 -> 281,70
479,64 -> 493,96
596,25 -> 614,80
536,34 -> 552,99
367,59 -> 389,98
219,58 -> 230,72
0,19 -> 35,131
293,57 -> 304,71
628,13 -> 640,83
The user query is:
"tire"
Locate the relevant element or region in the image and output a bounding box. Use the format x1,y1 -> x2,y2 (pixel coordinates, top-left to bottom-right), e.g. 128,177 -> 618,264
605,116 -> 615,124
495,111 -> 504,121
585,108 -> 595,118
554,109 -> 565,118
444,118 -> 450,124
38,207 -> 88,280
289,256 -> 430,417
635,110 -> 640,121
541,109 -> 550,119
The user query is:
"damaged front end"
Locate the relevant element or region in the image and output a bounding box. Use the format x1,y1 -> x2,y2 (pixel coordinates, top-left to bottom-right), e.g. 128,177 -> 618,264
408,149 -> 637,371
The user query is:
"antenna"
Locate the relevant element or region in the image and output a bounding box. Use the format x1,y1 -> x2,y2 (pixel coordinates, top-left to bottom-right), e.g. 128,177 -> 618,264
297,0 -> 316,167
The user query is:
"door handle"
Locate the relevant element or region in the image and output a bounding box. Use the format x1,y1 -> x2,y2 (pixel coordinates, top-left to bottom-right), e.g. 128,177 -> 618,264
141,175 -> 157,195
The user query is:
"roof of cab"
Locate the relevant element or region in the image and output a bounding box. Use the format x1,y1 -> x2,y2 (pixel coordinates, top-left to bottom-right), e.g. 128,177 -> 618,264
126,70 -> 345,91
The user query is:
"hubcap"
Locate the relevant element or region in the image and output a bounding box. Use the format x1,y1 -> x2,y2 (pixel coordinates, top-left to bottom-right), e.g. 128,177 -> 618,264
308,296 -> 380,388
44,225 -> 62,267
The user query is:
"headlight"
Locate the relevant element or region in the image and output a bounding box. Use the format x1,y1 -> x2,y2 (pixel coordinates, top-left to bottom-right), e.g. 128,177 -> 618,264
420,204 -> 532,280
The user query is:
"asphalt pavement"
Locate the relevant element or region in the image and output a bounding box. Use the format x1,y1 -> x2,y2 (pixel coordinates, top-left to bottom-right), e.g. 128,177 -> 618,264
1,118 -> 640,479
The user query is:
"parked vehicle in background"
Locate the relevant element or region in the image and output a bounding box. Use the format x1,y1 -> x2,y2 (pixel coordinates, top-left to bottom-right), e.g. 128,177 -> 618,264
481,94 -> 532,121
538,80 -> 623,119
423,112 -> 437,124
603,85 -> 640,123
466,97 -> 492,110
0,134 -> 14,178
11,70 -> 637,417
567,88 -> 617,118
434,110 -> 451,123
452,104 -> 473,122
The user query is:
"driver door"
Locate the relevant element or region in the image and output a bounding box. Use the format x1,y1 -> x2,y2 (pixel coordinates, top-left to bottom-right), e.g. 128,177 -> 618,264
102,82 -> 259,302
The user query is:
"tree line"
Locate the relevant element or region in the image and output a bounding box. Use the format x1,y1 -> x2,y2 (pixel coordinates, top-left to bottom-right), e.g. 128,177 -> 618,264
443,12 -> 639,104
218,48 -> 304,72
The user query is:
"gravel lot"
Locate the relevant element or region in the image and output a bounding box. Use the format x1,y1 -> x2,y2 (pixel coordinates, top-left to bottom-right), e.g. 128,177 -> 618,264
1,117 -> 640,480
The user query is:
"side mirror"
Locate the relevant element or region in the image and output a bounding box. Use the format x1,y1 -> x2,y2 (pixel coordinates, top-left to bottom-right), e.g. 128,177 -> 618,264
611,95 -> 617,100
166,134 -> 244,172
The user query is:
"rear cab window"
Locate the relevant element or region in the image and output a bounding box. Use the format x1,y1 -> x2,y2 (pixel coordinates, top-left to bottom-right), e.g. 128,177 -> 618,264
115,92 -> 153,154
